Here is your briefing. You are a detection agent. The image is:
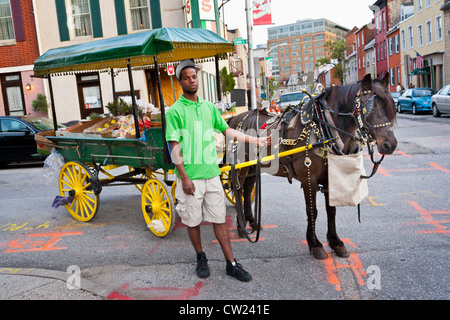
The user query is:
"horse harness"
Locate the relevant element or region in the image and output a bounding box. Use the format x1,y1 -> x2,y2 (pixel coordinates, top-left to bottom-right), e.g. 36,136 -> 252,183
229,89 -> 392,241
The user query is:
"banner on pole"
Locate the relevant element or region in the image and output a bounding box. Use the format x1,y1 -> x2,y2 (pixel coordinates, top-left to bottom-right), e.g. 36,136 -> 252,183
253,0 -> 272,26
265,57 -> 273,78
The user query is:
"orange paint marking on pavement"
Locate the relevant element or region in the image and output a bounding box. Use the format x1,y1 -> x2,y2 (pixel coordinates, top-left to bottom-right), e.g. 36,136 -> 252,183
302,238 -> 367,291
407,201 -> 450,234
0,232 -> 82,253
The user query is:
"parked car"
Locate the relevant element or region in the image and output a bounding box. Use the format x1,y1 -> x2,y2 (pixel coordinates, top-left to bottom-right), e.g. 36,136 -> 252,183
389,92 -> 401,105
0,116 -> 64,166
279,91 -> 307,110
396,88 -> 436,115
431,84 -> 450,117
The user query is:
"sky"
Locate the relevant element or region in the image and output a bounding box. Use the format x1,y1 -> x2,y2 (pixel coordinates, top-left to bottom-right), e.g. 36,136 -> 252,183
221,0 -> 377,46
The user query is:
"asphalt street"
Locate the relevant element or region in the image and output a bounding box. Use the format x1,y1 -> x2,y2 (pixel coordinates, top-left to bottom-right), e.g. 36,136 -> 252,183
0,112 -> 448,303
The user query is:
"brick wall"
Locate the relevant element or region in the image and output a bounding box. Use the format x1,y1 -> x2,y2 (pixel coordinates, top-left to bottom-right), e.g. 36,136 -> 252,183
0,0 -> 40,68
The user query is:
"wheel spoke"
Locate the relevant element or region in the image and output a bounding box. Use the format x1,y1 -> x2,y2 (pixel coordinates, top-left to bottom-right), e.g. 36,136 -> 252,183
62,172 -> 74,185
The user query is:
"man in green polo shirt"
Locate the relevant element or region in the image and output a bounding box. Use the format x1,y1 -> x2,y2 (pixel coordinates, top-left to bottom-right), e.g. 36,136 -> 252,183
166,59 -> 270,282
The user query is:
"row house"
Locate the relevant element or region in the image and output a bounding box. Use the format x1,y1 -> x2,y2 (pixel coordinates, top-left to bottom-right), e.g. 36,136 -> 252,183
364,38 -> 377,79
442,1 -> 450,83
0,0 -> 43,117
372,0 -> 411,88
355,24 -> 375,81
399,0 -> 446,90
344,27 -> 358,84
2,0 -> 228,123
386,23 -> 402,91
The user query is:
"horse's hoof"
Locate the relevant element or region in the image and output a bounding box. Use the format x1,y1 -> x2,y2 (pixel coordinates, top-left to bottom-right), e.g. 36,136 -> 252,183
249,221 -> 263,232
331,245 -> 350,258
310,247 -> 328,260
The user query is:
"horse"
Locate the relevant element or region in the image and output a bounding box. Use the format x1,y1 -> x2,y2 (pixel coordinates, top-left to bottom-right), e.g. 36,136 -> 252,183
226,73 -> 397,259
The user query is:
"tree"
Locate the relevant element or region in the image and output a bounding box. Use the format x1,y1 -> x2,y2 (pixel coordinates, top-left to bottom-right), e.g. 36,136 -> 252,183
316,39 -> 349,84
32,93 -> 48,114
219,67 -> 236,97
267,77 -> 279,99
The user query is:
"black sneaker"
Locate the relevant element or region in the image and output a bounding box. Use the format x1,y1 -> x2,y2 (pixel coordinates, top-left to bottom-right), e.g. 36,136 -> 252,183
196,252 -> 210,278
226,260 -> 252,282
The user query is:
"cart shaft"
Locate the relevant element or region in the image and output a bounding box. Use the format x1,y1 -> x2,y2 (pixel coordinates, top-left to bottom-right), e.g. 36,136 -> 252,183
220,138 -> 337,173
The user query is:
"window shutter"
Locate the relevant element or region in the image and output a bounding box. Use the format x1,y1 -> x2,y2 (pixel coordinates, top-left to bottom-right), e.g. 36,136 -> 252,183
55,0 -> 70,42
114,0 -> 127,35
150,0 -> 162,29
10,0 -> 25,42
90,0 -> 103,38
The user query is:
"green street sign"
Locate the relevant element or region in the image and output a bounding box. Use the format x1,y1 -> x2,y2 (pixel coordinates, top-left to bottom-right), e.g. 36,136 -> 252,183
233,38 -> 247,45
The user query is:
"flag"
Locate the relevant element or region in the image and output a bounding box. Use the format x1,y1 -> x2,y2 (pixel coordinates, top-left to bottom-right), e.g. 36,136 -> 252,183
253,0 -> 272,25
415,51 -> 424,69
410,57 -> 414,71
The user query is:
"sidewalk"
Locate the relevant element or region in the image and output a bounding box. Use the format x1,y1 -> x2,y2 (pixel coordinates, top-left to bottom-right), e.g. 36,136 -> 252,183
0,268 -> 107,300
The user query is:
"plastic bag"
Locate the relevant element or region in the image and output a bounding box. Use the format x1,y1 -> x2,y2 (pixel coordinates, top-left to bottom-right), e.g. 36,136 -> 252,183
43,148 -> 65,183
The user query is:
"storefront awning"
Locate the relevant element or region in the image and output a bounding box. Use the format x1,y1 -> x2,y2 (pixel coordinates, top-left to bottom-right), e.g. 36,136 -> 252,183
33,27 -> 233,77
410,66 -> 431,76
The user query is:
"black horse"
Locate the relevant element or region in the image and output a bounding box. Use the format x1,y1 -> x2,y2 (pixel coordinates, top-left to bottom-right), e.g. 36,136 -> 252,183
227,73 -> 397,259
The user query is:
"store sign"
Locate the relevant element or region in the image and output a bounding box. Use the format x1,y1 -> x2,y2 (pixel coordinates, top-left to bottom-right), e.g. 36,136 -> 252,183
199,0 -> 215,21
167,64 -> 175,76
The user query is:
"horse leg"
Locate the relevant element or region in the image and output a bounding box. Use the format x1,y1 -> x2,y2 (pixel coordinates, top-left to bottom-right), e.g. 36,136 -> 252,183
325,192 -> 350,258
237,173 -> 262,238
302,186 -> 328,260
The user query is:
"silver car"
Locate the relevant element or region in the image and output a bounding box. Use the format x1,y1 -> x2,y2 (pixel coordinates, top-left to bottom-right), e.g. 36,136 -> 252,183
279,91 -> 307,110
431,84 -> 450,117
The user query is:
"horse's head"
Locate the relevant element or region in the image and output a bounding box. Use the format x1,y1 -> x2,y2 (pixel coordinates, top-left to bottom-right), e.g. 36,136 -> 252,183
359,73 -> 397,155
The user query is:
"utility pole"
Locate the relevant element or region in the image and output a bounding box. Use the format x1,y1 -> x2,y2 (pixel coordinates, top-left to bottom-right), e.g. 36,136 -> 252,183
245,0 -> 257,110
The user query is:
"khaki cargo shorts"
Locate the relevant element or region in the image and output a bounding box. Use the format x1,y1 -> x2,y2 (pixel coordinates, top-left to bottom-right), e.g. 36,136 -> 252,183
175,176 -> 226,227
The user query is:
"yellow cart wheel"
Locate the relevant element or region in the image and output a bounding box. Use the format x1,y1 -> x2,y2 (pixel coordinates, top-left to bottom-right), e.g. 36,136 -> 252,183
141,177 -> 175,237
220,171 -> 255,206
58,161 -> 99,222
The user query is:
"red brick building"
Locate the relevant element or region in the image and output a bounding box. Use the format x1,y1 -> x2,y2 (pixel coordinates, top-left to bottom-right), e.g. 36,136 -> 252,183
355,24 -> 375,81
373,0 -> 389,79
0,0 -> 44,116
386,24 -> 402,92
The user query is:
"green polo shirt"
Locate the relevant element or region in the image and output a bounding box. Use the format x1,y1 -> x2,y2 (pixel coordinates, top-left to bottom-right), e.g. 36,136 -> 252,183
165,95 -> 229,180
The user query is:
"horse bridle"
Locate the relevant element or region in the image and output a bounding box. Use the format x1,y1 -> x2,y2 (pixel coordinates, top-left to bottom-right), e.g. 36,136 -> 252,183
351,90 -> 393,179
354,90 -> 393,133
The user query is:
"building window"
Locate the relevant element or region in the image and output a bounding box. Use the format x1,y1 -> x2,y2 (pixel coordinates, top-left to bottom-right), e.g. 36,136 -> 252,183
68,0 -> 93,37
436,15 -> 442,41
401,30 -> 406,51
390,68 -> 395,86
408,25 -> 413,48
418,0 -> 423,12
395,34 -> 400,53
0,0 -> 14,41
426,20 -> 432,44
1,73 -> 26,116
418,24 -> 423,47
129,0 -> 151,31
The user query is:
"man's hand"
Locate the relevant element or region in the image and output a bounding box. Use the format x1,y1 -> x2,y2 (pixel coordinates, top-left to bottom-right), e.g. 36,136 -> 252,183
257,135 -> 271,148
181,178 -> 196,196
